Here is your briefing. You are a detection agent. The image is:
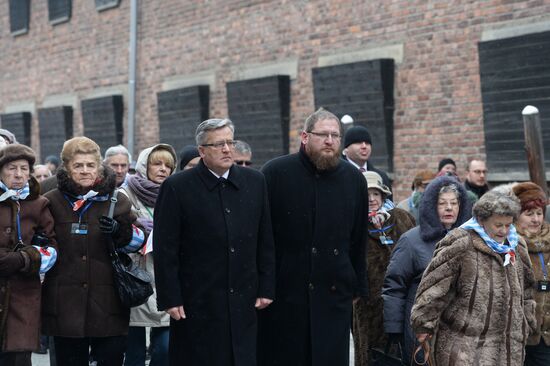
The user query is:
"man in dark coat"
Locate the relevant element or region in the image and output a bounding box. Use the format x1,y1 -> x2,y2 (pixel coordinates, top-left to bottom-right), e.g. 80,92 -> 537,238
154,118 -> 275,366
258,108 -> 368,366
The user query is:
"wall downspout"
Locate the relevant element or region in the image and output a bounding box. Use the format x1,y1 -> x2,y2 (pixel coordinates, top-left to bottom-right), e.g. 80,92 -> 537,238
127,0 -> 138,159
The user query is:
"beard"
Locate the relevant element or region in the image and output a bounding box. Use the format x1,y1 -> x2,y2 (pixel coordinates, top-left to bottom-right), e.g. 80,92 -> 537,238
306,146 -> 340,171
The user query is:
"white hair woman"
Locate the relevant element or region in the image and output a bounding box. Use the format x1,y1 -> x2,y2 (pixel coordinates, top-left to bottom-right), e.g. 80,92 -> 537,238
411,191 -> 536,365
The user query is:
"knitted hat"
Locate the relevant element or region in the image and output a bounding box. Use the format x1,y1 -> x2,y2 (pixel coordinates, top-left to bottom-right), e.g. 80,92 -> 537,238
363,171 -> 391,196
438,158 -> 456,172
344,126 -> 372,148
512,182 -> 547,212
0,144 -> 36,170
179,145 -> 200,170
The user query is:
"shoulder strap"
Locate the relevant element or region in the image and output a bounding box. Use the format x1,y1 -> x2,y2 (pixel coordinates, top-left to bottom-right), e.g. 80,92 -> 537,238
107,190 -> 119,219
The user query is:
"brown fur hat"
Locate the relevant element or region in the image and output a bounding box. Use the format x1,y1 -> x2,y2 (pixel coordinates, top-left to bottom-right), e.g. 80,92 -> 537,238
512,182 -> 547,212
0,144 -> 36,170
60,136 -> 101,167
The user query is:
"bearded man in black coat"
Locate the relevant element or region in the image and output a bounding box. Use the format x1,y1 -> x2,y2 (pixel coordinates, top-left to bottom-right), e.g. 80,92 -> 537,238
258,108 -> 369,366
154,118 -> 275,366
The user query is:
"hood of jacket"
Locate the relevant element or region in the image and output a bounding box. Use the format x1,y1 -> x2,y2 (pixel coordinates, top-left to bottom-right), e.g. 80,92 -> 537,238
135,144 -> 177,179
418,175 -> 472,242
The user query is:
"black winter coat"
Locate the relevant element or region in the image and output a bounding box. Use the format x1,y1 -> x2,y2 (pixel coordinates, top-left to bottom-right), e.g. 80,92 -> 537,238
258,149 -> 368,366
382,176 -> 471,364
153,160 -> 275,366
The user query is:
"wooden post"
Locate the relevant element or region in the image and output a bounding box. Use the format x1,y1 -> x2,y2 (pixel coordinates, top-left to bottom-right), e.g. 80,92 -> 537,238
522,105 -> 548,194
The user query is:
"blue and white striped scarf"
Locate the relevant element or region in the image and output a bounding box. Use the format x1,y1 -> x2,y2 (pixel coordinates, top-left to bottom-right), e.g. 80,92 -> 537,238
461,217 -> 519,266
0,180 -> 30,202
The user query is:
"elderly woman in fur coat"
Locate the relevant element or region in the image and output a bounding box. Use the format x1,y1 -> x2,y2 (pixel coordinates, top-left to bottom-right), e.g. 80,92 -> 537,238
511,182 -> 550,365
383,176 -> 471,364
411,191 -> 537,366
352,171 -> 415,366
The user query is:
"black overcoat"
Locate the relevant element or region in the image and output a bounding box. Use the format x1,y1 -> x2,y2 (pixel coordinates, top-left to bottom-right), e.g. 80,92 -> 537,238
153,160 -> 275,366
258,149 -> 368,366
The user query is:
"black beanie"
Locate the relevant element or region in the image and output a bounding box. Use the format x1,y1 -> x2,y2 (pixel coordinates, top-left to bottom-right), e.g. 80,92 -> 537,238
438,158 -> 456,172
179,145 -> 200,170
344,126 -> 372,148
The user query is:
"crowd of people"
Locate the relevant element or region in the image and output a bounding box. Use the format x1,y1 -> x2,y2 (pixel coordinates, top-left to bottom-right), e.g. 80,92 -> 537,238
0,107 -> 548,366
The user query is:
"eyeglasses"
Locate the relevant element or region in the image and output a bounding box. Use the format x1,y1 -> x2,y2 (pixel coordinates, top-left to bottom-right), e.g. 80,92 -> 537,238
308,131 -> 342,140
201,140 -> 237,149
234,160 -> 252,166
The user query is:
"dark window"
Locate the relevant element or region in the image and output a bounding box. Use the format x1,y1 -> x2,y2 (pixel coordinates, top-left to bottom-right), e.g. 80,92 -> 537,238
479,31 -> 550,175
227,75 -> 290,168
48,0 -> 72,25
38,106 -> 73,160
81,95 -> 124,154
157,85 -> 210,153
312,59 -> 395,172
95,0 -> 120,12
0,112 -> 32,146
9,0 -> 30,36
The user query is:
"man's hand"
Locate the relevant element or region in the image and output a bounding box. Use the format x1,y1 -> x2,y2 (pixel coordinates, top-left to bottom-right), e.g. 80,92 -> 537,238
255,298 -> 273,310
167,306 -> 186,320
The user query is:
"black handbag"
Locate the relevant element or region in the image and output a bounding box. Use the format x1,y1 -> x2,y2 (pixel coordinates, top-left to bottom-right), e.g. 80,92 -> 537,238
107,190 -> 153,308
370,339 -> 404,366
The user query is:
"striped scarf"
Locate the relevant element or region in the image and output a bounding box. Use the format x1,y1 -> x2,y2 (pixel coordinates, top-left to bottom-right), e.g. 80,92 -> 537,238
0,180 -> 30,202
461,217 -> 519,266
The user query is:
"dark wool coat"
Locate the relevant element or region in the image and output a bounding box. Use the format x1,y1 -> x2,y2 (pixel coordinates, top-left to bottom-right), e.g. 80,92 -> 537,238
42,168 -> 136,337
411,228 -> 537,366
258,150 -> 368,366
153,160 -> 275,366
352,207 -> 415,366
382,175 -> 471,365
0,177 -> 54,352
520,222 -> 550,346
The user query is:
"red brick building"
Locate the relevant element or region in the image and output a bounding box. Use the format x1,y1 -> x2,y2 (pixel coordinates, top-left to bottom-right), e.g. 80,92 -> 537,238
1,0 -> 549,199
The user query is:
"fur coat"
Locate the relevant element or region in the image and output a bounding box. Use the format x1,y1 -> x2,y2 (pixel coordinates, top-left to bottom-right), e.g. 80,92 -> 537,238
411,228 -> 536,366
519,221 -> 550,346
352,207 -> 415,366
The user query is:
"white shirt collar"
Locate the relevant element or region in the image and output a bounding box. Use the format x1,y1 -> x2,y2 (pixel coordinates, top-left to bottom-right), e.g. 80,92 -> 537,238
208,169 -> 230,179
347,158 -> 367,171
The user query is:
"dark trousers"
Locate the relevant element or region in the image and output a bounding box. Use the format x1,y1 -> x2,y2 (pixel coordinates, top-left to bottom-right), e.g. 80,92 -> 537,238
0,352 -> 31,366
125,326 -> 169,366
525,339 -> 550,366
54,335 -> 126,366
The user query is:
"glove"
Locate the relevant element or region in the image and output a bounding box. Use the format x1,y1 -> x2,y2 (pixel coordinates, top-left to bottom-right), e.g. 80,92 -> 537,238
387,333 -> 404,346
31,233 -> 50,247
136,217 -> 154,234
0,251 -> 25,276
99,216 -> 120,235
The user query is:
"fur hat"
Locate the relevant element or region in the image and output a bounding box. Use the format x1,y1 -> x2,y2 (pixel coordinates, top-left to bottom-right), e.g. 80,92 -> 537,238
512,182 -> 547,212
438,158 -> 456,172
344,125 -> 372,148
60,136 -> 101,167
363,171 -> 391,196
0,144 -> 36,170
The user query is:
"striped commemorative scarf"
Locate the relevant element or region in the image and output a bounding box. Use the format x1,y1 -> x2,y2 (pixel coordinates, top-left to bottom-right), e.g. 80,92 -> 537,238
461,217 -> 519,266
0,180 -> 30,202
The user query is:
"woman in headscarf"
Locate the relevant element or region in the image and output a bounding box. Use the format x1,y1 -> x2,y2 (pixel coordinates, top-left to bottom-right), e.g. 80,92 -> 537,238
120,144 -> 177,366
410,191 -> 536,365
352,171 -> 415,365
42,137 -> 144,366
511,182 -> 550,366
382,175 -> 471,364
0,144 -> 57,366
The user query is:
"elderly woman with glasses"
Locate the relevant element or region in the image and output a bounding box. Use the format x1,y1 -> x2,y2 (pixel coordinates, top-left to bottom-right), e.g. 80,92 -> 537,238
410,191 -> 536,366
352,171 -> 415,366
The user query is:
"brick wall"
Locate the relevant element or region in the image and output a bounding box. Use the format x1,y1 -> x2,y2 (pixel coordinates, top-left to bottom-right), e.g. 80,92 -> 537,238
1,0 -> 549,200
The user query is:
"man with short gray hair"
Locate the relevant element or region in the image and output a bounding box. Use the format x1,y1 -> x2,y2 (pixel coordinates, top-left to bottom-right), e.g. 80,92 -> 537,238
104,145 -> 131,187
154,118 -> 275,366
233,140 -> 253,167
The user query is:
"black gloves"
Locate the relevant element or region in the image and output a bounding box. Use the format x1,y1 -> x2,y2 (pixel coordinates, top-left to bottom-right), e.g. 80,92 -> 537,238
31,233 -> 50,247
387,333 -> 404,346
99,216 -> 120,235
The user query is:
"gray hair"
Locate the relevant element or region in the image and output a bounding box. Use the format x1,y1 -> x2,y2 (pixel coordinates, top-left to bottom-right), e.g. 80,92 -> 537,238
473,191 -> 521,221
234,140 -> 252,155
195,118 -> 235,145
439,184 -> 461,200
303,108 -> 342,134
104,144 -> 131,162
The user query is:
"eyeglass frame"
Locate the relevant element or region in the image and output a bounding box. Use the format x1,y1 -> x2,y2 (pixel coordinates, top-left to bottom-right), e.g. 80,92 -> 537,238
234,160 -> 252,166
200,140 -> 237,149
307,131 -> 342,140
